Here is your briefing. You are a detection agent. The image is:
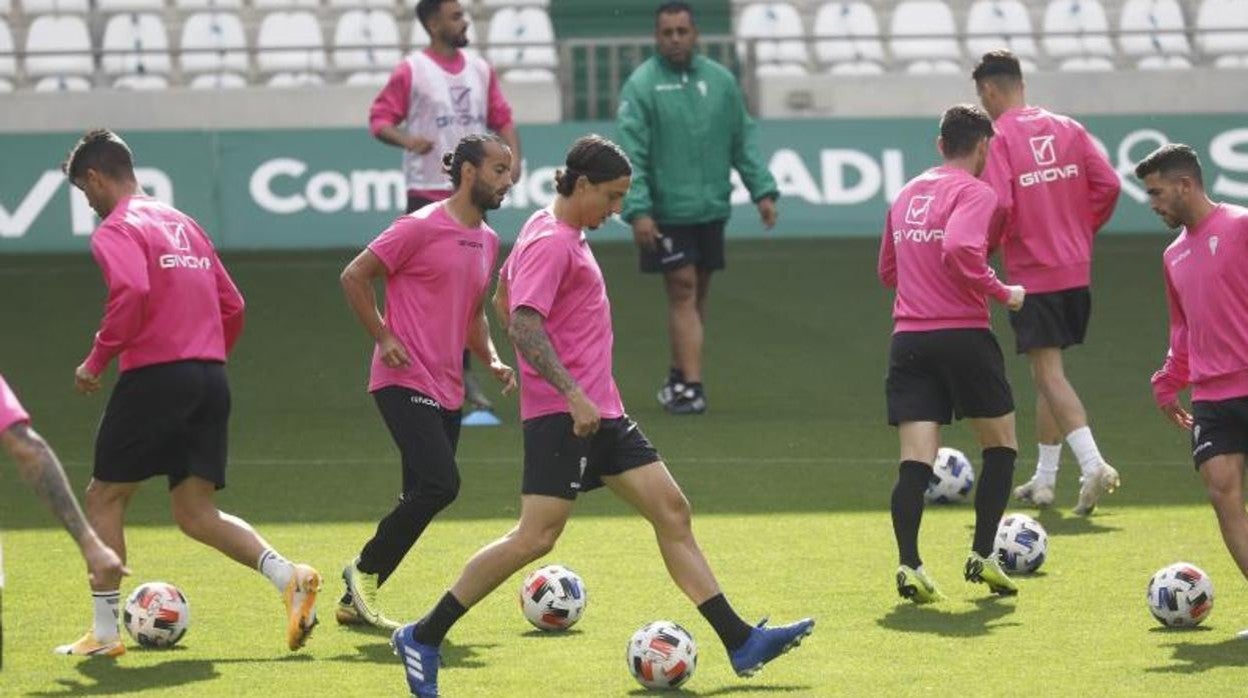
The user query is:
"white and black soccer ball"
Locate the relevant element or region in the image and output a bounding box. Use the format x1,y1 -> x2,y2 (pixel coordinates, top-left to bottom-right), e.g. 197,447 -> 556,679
519,564 -> 586,631
1148,562 -> 1214,628
994,513 -> 1048,573
627,620 -> 698,690
123,581 -> 190,648
924,447 -> 975,504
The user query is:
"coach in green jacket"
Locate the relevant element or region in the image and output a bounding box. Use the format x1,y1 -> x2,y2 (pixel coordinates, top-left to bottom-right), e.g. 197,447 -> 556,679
616,0 -> 779,416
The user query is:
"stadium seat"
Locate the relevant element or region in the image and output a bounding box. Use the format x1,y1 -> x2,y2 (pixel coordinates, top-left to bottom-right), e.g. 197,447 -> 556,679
757,62 -> 809,76
329,0 -> 392,8
1043,0 -> 1115,66
965,0 -> 1040,62
486,7 -> 557,70
256,11 -> 327,73
113,73 -> 168,88
736,3 -> 809,71
101,13 -> 171,77
24,15 -> 92,78
1196,0 -> 1248,65
268,70 -> 325,86
1118,0 -> 1191,68
174,0 -> 242,10
189,71 -> 247,87
344,69 -> 389,85
180,12 -> 247,75
0,19 -> 14,81
333,9 -> 400,73
828,60 -> 885,74
20,0 -> 89,14
890,0 -> 962,71
97,0 -> 164,13
253,0 -> 318,10
1136,54 -> 1192,68
813,2 -> 886,72
33,74 -> 91,90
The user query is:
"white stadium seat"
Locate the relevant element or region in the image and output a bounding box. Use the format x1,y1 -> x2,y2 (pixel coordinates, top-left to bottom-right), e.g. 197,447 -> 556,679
813,2 -> 885,70
1119,0 -> 1191,67
1196,0 -> 1248,63
736,2 -> 809,69
114,73 -> 168,89
486,7 -> 557,70
828,60 -> 885,75
890,0 -> 962,71
174,0 -> 242,10
333,9 -> 400,72
965,0 -> 1039,61
25,14 -> 92,77
1057,55 -> 1115,70
34,75 -> 91,90
0,19 -> 14,80
21,0 -> 89,14
101,13 -> 171,76
253,0 -> 317,10
256,11 -> 327,73
1043,0 -> 1115,64
1137,54 -> 1192,68
328,0 -> 392,8
180,12 -> 247,75
756,62 -> 809,76
268,71 -> 325,87
189,71 -> 247,88
97,0 -> 164,13
344,70 -> 389,85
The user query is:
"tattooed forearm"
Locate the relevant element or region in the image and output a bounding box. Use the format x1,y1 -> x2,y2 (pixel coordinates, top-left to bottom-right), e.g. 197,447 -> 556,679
8,425 -> 90,543
508,307 -> 579,394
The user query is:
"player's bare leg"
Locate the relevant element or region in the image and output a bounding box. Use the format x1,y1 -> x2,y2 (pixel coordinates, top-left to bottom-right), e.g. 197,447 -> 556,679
1199,454 -> 1248,580
448,494 -> 573,607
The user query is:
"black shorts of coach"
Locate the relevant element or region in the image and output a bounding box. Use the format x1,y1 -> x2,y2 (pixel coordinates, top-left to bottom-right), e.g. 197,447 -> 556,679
1008,286 -> 1091,354
639,220 -> 727,274
95,360 -> 230,490
1190,396 -> 1248,470
886,329 -> 1015,426
522,413 -> 660,500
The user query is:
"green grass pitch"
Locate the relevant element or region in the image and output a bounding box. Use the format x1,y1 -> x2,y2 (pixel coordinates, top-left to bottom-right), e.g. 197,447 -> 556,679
1,236 -> 1244,696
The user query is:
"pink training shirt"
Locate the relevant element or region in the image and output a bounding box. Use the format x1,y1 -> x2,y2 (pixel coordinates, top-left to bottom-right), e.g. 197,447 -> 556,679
1151,204 -> 1248,406
880,165 -> 1011,332
84,195 -> 244,376
501,208 -> 625,421
981,106 -> 1121,293
369,48 -> 513,199
367,201 -> 500,409
0,374 -> 31,433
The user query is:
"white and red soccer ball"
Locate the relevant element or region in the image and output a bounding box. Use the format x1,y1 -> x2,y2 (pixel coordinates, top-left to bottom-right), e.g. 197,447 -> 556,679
1148,562 -> 1214,628
627,620 -> 698,690
123,581 -> 190,648
519,564 -> 587,631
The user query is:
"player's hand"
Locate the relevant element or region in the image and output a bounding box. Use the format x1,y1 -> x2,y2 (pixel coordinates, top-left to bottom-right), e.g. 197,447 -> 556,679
757,197 -> 778,230
74,364 -> 101,395
83,536 -> 129,589
406,136 -> 434,155
377,327 -> 412,368
631,216 -> 660,252
567,389 -> 601,438
1005,285 -> 1026,311
490,359 -> 517,396
1160,401 -> 1194,431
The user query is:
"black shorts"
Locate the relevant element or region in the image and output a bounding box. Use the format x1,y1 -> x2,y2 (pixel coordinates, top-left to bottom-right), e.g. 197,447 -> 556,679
372,386 -> 462,496
1008,286 -> 1091,354
95,360 -> 230,490
522,413 -> 661,500
886,329 -> 1014,426
1191,397 -> 1248,469
639,220 -> 726,273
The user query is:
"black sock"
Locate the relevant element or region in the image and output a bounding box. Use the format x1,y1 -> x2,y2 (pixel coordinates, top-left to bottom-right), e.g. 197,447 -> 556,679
413,592 -> 468,646
697,593 -> 754,651
891,460 -> 930,568
668,366 -> 683,385
972,447 -> 1017,558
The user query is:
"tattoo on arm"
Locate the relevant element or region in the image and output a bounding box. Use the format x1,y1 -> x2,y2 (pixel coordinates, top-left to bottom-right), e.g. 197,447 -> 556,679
508,307 -> 578,394
9,425 -> 90,543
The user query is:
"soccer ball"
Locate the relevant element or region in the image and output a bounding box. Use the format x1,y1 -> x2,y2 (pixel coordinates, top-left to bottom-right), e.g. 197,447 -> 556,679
994,513 -> 1048,573
1147,562 -> 1214,628
123,582 -> 190,648
519,564 -> 587,631
924,447 -> 975,504
627,620 -> 698,690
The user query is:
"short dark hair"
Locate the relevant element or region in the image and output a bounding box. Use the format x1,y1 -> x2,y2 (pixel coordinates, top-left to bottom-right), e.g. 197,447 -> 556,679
1134,143 -> 1204,186
415,0 -> 455,31
441,133 -> 508,188
655,1 -> 695,26
62,128 -> 135,182
972,49 -> 1023,85
554,134 -> 632,196
939,104 -> 995,158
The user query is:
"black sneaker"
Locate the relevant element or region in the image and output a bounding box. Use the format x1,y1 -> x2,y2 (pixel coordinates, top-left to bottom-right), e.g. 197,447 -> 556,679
656,367 -> 684,408
665,385 -> 706,415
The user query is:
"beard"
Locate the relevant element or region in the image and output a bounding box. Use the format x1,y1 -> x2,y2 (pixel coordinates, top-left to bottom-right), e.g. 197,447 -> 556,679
449,30 -> 469,48
472,183 -> 506,211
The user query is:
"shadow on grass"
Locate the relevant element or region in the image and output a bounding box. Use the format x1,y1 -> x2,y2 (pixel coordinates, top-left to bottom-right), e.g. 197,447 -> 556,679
1146,633 -> 1244,674
520,628 -> 586,639
627,684 -> 814,696
28,653 -> 314,696
1034,509 -> 1121,537
325,637 -> 496,669
876,597 -> 1018,638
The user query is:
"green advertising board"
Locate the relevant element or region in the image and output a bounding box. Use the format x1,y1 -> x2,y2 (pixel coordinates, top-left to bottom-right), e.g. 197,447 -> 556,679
2,115 -> 1246,253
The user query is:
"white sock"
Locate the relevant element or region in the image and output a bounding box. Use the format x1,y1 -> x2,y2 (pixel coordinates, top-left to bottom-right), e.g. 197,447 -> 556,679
257,548 -> 295,594
1036,443 -> 1062,486
1065,426 -> 1105,478
92,590 -> 121,641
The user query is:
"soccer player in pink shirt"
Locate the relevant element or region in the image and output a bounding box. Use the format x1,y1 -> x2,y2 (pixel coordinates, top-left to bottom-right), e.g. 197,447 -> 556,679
335,134 -> 517,630
880,105 -> 1027,603
391,136 -> 813,698
370,0 -> 523,419
973,50 -> 1122,515
57,130 -> 322,657
1139,144 -> 1248,618
1,374 -> 128,663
